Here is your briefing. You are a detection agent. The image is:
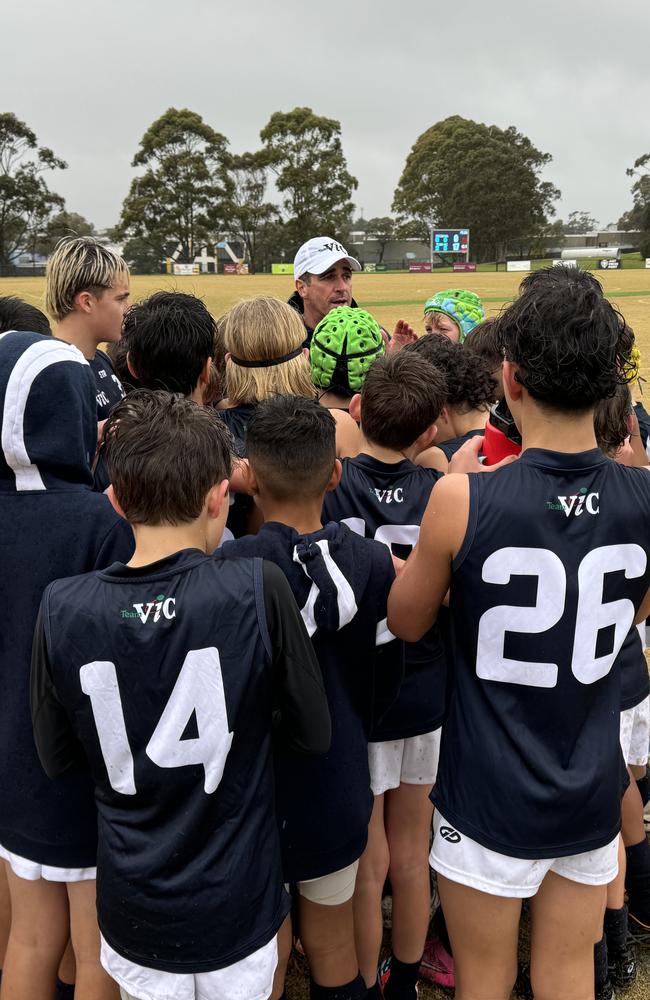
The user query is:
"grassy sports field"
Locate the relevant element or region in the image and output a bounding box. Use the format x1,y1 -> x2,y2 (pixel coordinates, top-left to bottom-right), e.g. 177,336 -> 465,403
3,268 -> 650,997
2,268 -> 650,378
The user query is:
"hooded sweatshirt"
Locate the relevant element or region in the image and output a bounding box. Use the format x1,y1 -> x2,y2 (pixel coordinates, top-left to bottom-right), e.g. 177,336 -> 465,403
0,330 -> 134,869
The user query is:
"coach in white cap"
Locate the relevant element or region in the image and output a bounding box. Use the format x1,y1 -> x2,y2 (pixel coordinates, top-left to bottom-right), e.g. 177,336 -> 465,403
287,236 -> 362,345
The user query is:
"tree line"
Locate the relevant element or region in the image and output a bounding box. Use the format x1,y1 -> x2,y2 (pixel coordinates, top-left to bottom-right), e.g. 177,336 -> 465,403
1,108 -> 649,273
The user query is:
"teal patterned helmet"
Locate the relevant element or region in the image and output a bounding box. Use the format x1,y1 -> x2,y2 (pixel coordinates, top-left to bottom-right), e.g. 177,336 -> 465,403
310,307 -> 385,394
423,288 -> 485,343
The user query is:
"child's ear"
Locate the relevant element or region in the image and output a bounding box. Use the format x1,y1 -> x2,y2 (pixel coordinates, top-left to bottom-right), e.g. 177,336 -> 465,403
207,479 -> 230,519
126,351 -> 139,379
502,360 -> 522,403
325,459 -> 342,493
244,462 -> 260,496
106,484 -> 127,520
437,406 -> 450,427
74,290 -> 94,314
199,357 -> 212,385
348,393 -> 361,423
416,422 -> 438,452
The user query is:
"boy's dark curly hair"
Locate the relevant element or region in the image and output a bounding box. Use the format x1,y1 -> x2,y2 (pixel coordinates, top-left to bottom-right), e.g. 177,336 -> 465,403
406,334 -> 497,412
495,267 -> 634,410
594,383 -> 632,457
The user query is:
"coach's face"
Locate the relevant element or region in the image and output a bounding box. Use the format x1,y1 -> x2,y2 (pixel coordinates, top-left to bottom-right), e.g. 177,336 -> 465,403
297,260 -> 353,326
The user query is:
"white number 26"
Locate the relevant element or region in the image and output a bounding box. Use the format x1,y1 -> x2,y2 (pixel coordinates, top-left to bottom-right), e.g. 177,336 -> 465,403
476,545 -> 647,688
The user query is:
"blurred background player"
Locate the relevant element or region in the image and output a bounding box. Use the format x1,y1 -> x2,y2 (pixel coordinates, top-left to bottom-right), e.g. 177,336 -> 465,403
422,289 -> 484,343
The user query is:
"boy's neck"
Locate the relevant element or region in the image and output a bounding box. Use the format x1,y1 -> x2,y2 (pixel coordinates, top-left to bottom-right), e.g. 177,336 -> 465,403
520,401 -> 598,454
258,496 -> 325,535
128,523 -> 208,568
54,314 -> 99,360
359,436 -> 419,465
451,407 -> 489,438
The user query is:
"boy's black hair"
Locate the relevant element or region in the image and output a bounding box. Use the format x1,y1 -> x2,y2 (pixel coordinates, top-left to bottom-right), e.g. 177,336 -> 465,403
105,335 -> 140,392
518,263 -> 604,298
0,296 -> 52,336
123,291 -> 216,396
594,383 -> 633,457
494,267 -> 634,411
463,318 -> 502,372
104,390 -> 232,525
246,395 -> 336,501
406,335 -> 496,412
360,352 -> 447,451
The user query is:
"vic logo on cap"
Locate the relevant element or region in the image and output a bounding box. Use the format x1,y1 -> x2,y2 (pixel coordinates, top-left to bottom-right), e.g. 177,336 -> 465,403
319,242 -> 345,253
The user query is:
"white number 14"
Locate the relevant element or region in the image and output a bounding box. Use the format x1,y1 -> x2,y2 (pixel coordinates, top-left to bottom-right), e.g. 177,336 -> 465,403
80,647 -> 233,795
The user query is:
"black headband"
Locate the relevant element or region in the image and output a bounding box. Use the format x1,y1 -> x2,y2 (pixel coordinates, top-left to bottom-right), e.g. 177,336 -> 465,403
229,345 -> 303,368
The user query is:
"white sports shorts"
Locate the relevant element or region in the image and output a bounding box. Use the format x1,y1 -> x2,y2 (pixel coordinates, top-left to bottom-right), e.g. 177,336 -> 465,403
430,811 -> 619,898
0,842 -> 96,882
297,861 -> 359,906
620,695 -> 650,767
368,727 -> 442,796
102,934 -> 277,1000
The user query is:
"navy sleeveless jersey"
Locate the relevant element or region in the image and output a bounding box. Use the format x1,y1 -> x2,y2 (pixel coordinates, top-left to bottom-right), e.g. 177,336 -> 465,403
218,403 -> 257,539
89,349 -> 125,422
433,448 -> 650,859
437,427 -> 485,460
0,330 -> 134,867
620,625 -> 649,711
323,454 -> 447,740
221,521 -> 403,881
31,549 -> 329,972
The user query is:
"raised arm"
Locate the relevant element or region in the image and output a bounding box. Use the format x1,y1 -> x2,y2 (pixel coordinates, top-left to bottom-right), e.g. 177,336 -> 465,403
387,474 -> 469,642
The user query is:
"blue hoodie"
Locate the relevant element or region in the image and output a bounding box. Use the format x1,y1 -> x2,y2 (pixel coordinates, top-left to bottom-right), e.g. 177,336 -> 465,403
0,330 -> 134,869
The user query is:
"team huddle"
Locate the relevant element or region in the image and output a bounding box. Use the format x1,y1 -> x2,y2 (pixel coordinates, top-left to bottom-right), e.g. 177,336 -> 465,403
0,235 -> 650,1000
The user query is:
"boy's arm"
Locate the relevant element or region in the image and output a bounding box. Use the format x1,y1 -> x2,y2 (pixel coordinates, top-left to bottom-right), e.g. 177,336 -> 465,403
30,602 -> 86,779
262,561 -> 332,754
388,474 -> 469,642
415,447 -> 449,474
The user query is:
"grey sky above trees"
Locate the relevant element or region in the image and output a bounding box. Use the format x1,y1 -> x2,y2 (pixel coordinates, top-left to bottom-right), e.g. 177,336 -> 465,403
3,0 -> 648,232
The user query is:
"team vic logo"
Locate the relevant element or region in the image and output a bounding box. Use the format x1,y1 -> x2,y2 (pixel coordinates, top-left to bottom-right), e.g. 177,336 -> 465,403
545,487 -> 599,517
120,594 -> 177,623
370,487 -> 404,503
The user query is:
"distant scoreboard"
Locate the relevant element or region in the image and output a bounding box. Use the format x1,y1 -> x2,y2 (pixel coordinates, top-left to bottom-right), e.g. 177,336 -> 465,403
432,228 -> 470,255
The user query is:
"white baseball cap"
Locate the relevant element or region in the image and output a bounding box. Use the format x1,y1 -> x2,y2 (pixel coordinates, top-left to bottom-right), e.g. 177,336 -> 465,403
293,237 -> 361,278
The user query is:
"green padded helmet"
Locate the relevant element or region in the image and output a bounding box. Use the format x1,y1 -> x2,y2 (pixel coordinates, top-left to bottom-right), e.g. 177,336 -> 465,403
310,306 -> 385,394
423,288 -> 485,343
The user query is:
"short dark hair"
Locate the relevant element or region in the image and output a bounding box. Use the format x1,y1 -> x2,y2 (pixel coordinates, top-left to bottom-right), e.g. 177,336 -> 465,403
406,335 -> 496,412
360,352 -> 447,450
104,390 -> 232,526
246,395 -> 336,501
123,291 -> 216,396
0,296 -> 52,336
463,318 -> 502,372
494,268 -> 634,411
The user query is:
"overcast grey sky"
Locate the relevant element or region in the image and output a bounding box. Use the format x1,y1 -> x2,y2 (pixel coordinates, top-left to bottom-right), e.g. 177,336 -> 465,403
4,0 -> 649,232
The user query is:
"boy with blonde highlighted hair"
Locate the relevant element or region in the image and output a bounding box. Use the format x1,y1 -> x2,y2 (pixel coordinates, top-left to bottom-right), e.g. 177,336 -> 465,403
47,236 -> 130,420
